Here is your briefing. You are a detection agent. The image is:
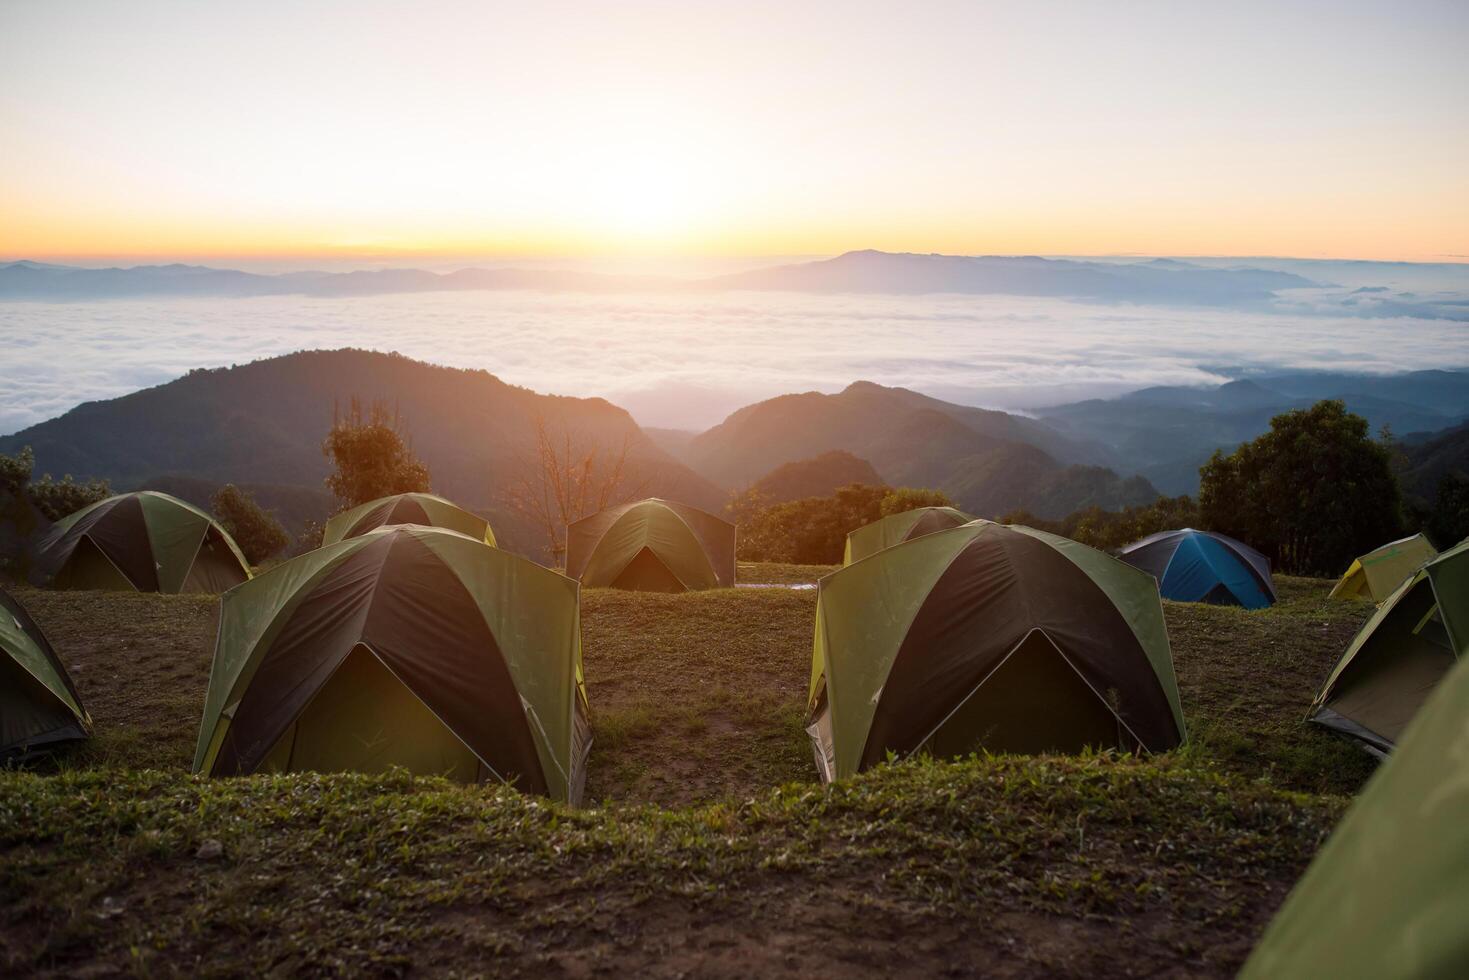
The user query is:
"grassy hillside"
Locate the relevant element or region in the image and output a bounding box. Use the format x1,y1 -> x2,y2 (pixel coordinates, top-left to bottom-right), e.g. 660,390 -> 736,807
0,572 -> 1376,975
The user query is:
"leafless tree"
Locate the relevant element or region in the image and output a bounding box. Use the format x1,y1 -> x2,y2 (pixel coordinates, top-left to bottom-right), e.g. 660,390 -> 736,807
503,415 -> 653,562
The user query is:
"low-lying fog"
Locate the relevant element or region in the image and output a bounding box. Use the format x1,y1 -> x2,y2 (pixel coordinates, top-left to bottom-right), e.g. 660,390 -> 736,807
2,290 -> 1466,434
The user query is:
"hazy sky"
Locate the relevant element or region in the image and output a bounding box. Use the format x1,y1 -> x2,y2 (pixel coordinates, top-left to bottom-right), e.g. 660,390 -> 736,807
2,0 -> 1467,261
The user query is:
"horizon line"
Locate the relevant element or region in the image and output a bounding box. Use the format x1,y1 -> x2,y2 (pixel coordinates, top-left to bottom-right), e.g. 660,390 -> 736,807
7,249 -> 1469,268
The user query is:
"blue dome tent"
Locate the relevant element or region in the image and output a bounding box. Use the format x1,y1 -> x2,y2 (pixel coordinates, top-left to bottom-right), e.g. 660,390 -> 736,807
1117,529 -> 1276,609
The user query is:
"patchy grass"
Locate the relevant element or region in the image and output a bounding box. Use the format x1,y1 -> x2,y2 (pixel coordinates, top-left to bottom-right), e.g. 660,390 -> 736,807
0,568 -> 1382,975
11,588 -> 217,772
1169,575 -> 1377,795
0,757 -> 1342,978
581,583 -> 815,806
736,561 -> 831,585
10,572 -> 1378,798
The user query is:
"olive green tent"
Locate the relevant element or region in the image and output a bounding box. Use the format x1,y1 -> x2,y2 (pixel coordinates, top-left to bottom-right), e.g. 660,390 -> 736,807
194,525 -> 589,804
1,585 -> 90,757
323,492 -> 496,547
1330,533 -> 1438,603
565,498 -> 735,592
842,506 -> 973,566
1242,652 -> 1469,980
34,491 -> 251,593
1309,537 -> 1468,756
808,520 -> 1185,782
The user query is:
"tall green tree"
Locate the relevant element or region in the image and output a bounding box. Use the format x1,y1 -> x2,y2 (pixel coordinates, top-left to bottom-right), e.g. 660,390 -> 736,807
1199,400 -> 1402,575
322,399 -> 431,510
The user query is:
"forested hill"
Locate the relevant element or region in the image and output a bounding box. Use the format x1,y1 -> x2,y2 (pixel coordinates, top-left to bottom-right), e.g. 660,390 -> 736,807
0,349 -> 724,550
685,382 -> 1157,519
1040,370 -> 1469,495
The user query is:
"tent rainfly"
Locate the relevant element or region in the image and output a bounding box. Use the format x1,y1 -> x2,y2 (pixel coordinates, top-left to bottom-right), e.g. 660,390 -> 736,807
1117,528 -> 1276,609
323,492 -> 497,547
1330,533 -> 1438,603
808,520 -> 1185,782
842,506 -> 973,566
1308,537 -> 1468,756
1,585 -> 90,757
564,498 -> 735,592
1242,652 -> 1469,980
194,525 -> 590,804
34,491 -> 251,593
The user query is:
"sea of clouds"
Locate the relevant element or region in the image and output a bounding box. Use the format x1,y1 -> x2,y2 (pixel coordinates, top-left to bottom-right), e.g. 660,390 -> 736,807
2,290 -> 1467,435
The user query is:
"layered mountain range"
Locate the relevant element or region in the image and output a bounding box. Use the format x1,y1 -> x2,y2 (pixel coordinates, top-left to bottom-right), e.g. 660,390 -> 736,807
2,350 -> 1465,556
9,250 -> 1464,318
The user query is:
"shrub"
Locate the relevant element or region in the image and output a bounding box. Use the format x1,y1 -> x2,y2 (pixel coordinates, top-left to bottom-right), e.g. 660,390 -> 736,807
28,473 -> 111,522
0,447 -> 34,499
879,486 -> 952,517
211,484 -> 289,564
736,483 -> 954,564
289,519 -> 326,558
1002,495 -> 1201,552
323,398 -> 430,509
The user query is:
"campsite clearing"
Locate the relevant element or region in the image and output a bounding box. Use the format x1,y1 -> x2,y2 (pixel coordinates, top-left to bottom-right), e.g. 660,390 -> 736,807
2,566 -> 1374,976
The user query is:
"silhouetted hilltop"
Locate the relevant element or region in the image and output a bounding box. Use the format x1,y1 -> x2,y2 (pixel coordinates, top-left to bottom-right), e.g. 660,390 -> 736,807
1040,369 -> 1469,494
746,451 -> 883,504
705,250 -> 1316,304
684,382 -> 1150,518
0,349 -> 723,553
9,253 -> 1467,318
687,381 -> 1098,487
0,261 -> 670,300
0,252 -> 1312,306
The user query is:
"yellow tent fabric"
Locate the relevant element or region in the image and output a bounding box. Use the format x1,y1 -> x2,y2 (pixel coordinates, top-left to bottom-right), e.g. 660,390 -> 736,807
1331,533 -> 1438,602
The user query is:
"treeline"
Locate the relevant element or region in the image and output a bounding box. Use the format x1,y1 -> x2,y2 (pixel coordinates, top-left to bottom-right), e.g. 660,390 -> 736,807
731,484 -> 953,564
736,400 -> 1469,576
1002,495 -> 1201,553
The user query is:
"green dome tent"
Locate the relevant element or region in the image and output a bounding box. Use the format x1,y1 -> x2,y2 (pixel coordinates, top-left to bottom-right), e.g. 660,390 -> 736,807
323,492 -> 497,547
842,506 -> 973,566
1329,533 -> 1438,603
1,585 -> 90,757
194,525 -> 589,804
565,498 -> 735,592
1309,537 -> 1468,756
34,491 -> 251,593
1242,652 -> 1469,980
808,520 -> 1185,782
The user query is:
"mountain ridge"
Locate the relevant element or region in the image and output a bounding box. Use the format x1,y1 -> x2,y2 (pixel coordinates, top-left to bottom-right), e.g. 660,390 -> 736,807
682,381 -> 1155,519
0,349 -> 723,555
